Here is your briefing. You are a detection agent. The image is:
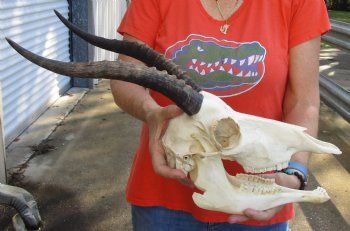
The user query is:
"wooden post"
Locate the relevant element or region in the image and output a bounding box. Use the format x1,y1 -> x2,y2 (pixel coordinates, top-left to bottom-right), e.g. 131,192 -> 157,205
0,83 -> 7,183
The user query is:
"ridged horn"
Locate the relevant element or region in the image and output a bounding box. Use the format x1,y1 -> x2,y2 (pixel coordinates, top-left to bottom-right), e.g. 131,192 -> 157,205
53,10 -> 202,92
6,38 -> 203,116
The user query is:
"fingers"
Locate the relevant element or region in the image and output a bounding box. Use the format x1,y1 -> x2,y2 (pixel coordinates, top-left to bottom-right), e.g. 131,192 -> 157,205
148,105 -> 187,181
259,172 -> 300,189
178,176 -> 195,188
275,172 -> 301,189
260,172 -> 300,189
147,105 -> 193,186
147,105 -> 183,142
228,214 -> 250,224
228,207 -> 283,223
151,147 -> 193,185
151,145 -> 187,179
157,105 -> 183,139
148,106 -> 176,174
161,104 -> 183,119
243,208 -> 278,221
150,137 -> 192,185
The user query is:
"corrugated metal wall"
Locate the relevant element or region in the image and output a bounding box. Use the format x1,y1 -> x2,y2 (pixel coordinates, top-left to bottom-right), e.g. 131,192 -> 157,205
0,0 -> 71,145
89,0 -> 128,62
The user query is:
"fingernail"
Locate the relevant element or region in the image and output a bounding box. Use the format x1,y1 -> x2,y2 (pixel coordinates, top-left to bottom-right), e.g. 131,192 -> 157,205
175,175 -> 185,180
228,217 -> 237,224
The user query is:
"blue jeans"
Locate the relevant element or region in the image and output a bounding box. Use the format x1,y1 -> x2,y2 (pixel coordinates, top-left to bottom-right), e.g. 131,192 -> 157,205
132,205 -> 289,231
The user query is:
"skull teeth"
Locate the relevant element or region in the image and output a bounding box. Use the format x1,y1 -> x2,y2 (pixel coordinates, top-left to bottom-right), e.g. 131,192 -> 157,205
315,187 -> 329,198
243,162 -> 289,173
240,185 -> 281,194
236,174 -> 275,185
237,174 -> 281,194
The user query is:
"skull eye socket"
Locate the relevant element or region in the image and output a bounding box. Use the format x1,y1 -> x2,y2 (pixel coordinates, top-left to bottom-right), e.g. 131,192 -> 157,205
214,118 -> 240,148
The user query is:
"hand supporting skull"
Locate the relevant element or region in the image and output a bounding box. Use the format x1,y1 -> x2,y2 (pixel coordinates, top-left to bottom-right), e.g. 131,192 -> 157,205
162,91 -> 341,214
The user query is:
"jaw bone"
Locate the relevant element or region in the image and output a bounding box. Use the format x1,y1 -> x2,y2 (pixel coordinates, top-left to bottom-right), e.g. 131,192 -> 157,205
190,155 -> 330,214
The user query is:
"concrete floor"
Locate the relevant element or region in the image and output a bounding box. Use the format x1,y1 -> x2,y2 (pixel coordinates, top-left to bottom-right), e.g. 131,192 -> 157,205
1,81 -> 137,230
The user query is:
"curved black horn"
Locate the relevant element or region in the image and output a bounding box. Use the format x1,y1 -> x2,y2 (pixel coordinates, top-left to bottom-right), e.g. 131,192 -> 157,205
6,38 -> 203,116
53,10 -> 202,92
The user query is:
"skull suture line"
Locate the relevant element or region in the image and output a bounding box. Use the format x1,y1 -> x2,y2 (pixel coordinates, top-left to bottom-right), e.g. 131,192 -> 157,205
6,10 -> 342,215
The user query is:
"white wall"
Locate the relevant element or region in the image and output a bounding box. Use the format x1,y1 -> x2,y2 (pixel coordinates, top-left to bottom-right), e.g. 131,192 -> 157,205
88,0 -> 129,62
0,0 -> 71,145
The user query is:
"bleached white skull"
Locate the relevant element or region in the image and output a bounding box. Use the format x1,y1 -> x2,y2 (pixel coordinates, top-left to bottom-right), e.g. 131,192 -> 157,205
163,91 -> 341,213
163,91 -> 341,174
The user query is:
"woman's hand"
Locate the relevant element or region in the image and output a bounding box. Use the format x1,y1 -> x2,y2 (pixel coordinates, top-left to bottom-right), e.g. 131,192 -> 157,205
145,104 -> 194,187
227,172 -> 301,223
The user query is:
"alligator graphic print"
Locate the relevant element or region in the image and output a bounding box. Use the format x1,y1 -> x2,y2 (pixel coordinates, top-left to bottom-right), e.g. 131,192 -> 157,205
165,34 -> 266,97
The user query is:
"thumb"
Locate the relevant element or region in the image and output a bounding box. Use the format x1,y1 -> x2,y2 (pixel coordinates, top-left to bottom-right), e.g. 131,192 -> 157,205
162,105 -> 183,119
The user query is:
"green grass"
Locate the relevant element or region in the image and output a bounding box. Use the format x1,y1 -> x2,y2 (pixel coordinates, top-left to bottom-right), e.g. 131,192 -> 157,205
321,43 -> 333,48
328,10 -> 350,23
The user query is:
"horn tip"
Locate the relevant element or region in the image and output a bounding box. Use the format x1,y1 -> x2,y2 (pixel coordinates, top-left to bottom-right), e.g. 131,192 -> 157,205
54,9 -> 63,19
5,37 -> 15,47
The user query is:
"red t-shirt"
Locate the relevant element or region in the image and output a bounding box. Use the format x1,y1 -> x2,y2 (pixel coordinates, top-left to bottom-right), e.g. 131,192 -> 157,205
118,0 -> 330,226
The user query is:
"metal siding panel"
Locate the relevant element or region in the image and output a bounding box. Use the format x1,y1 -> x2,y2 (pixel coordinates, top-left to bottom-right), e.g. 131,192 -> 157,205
1,36 -> 69,90
89,0 -> 127,62
0,0 -> 71,145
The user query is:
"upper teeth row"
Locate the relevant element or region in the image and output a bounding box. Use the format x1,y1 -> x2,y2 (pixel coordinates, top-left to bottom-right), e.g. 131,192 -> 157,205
189,65 -> 259,77
191,55 -> 264,68
243,162 -> 289,174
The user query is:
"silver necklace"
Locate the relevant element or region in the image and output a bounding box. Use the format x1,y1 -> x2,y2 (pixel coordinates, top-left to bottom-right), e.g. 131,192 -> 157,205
215,0 -> 241,34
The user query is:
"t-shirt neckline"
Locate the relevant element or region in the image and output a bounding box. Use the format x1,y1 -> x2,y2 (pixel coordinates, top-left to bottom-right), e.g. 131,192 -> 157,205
195,0 -> 249,25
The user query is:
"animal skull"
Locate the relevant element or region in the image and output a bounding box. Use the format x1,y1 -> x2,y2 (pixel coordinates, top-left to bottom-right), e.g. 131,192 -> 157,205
6,11 -> 342,215
163,91 -> 341,174
163,91 -> 341,214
